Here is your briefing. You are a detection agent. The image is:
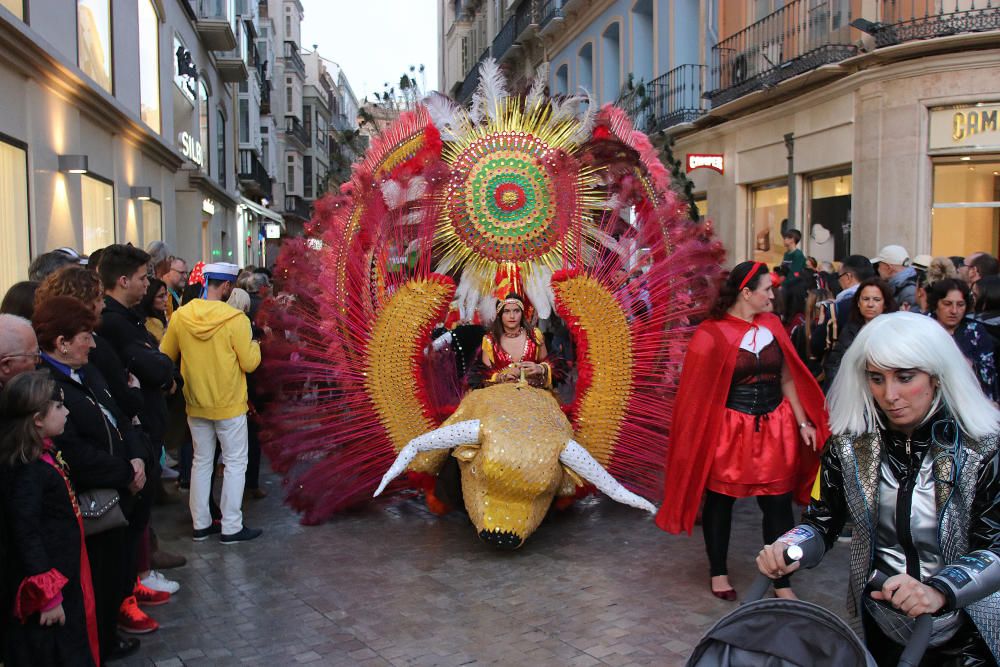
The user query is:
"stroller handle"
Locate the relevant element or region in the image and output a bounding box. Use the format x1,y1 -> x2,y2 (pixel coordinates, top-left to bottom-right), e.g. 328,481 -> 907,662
867,571 -> 933,667
742,548 -> 801,604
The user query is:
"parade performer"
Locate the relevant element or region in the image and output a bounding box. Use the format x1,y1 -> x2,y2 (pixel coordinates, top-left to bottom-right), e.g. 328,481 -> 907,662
261,59 -> 724,547
757,312 -> 1000,666
656,261 -> 829,599
480,293 -> 551,389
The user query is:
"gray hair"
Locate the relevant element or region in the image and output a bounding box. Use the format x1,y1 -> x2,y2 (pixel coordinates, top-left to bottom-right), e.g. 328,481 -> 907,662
146,241 -> 173,268
828,311 -> 1000,439
28,251 -> 78,282
245,272 -> 270,294
227,288 -> 251,314
0,314 -> 35,356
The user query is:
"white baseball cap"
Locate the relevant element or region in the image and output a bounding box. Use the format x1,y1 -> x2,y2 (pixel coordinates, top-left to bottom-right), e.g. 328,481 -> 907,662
871,244 -> 910,267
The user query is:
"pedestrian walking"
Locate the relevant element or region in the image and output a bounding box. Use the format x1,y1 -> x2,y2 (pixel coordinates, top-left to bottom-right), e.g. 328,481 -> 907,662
160,263 -> 263,544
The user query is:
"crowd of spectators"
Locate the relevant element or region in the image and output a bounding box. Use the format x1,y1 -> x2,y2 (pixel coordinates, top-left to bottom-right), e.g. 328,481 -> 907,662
0,243 -> 271,664
772,230 -> 1000,401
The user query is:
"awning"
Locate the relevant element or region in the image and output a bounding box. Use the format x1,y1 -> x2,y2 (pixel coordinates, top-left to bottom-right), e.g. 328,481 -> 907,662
239,197 -> 284,228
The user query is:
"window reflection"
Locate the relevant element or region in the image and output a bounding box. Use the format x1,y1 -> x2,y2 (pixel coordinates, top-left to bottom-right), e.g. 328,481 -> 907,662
78,0 -> 113,93
139,0 -> 161,132
0,139 -> 29,296
81,175 -> 115,253
1,0 -> 24,20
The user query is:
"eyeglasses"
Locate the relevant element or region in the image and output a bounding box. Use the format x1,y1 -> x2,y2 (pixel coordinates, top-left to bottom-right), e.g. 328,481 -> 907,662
170,268 -> 189,277
3,350 -> 41,362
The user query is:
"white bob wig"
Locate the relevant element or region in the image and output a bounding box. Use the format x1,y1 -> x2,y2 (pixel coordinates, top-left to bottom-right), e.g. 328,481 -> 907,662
828,311 -> 1000,439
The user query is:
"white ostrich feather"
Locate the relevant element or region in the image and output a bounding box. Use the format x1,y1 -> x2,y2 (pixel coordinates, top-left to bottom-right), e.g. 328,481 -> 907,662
406,176 -> 427,202
423,92 -> 465,141
525,62 -> 550,112
380,180 -> 404,209
570,88 -> 596,144
470,57 -> 506,124
523,266 -> 555,321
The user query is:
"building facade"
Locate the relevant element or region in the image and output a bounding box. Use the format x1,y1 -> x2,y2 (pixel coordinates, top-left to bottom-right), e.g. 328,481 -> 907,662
439,0 -> 1000,266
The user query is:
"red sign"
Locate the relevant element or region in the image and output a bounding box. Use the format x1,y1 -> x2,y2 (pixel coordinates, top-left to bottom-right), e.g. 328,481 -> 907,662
686,153 -> 724,174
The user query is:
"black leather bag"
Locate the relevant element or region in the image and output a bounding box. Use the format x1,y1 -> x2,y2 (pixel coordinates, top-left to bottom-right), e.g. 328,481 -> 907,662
78,488 -> 128,536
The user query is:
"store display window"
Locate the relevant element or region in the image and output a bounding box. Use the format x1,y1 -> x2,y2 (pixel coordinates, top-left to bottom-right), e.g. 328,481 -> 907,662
751,182 -> 788,269
932,160 -> 1000,257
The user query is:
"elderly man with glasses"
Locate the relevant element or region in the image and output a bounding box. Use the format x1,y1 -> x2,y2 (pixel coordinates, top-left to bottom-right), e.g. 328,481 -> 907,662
0,313 -> 40,389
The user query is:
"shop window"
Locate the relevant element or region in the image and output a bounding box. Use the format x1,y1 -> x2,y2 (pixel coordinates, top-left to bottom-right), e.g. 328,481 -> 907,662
138,0 -> 160,132
78,0 -> 113,93
81,174 -> 115,253
1,0 -> 24,20
693,194 -> 708,221
807,172 -> 851,266
750,181 -> 788,269
932,161 -> 1000,258
0,137 -> 30,296
199,80 -> 210,174
142,200 -> 161,246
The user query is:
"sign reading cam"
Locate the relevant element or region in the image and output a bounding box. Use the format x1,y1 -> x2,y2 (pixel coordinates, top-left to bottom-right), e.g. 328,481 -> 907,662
930,103 -> 1000,152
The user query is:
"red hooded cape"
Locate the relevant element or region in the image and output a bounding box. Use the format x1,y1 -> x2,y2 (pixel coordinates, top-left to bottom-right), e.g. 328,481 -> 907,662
655,312 -> 829,535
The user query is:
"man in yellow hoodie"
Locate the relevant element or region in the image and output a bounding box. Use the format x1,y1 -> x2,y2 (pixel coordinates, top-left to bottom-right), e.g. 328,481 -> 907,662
160,263 -> 263,544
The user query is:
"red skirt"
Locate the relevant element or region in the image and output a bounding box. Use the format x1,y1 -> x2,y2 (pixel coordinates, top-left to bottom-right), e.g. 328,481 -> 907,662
706,398 -> 800,498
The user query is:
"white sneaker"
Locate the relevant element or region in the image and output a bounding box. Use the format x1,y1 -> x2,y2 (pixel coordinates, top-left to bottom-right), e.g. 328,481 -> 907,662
140,570 -> 180,594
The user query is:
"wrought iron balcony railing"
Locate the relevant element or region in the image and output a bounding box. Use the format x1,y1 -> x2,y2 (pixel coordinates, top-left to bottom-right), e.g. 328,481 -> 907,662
618,64 -> 707,135
284,194 -> 312,220
284,114 -> 310,147
457,47 -> 490,105
706,0 -> 857,107
238,149 -> 272,199
539,0 -> 563,30
492,1 -> 539,60
283,40 -> 305,76
860,0 -> 1000,48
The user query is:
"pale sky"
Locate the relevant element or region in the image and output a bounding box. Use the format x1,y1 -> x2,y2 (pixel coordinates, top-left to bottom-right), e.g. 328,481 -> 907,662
301,0 -> 441,103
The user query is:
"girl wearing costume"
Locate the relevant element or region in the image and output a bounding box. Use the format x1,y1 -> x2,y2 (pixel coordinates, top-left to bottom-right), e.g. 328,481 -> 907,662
656,261 -> 829,599
480,293 -> 552,389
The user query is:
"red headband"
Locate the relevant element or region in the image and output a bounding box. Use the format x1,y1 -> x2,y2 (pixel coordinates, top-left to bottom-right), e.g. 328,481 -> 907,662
738,262 -> 765,291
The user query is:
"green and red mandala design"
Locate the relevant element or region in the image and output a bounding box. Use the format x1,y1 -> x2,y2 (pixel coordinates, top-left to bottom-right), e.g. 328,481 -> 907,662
445,133 -> 570,264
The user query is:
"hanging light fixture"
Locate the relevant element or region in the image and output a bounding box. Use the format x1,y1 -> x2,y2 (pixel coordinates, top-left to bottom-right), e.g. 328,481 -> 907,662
130,186 -> 153,200
57,154 -> 89,174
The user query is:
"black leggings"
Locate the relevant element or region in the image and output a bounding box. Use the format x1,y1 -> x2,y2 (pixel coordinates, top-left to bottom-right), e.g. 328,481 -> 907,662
703,490 -> 794,589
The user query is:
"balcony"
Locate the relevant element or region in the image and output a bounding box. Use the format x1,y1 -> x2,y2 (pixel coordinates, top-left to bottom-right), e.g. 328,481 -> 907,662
332,113 -> 353,132
618,64 -> 707,135
214,45 -> 249,83
457,47 -> 490,105
284,41 -> 305,77
194,0 -> 237,51
858,0 -> 1000,48
706,0 -> 857,107
284,194 -> 312,221
238,149 -> 272,200
284,114 -> 310,148
492,1 -> 539,61
539,0 -> 564,34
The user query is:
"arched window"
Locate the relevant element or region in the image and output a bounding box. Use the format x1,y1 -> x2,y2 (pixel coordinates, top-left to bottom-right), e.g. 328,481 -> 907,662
631,0 -> 654,84
555,64 -> 569,95
601,23 -> 621,104
577,43 -> 593,94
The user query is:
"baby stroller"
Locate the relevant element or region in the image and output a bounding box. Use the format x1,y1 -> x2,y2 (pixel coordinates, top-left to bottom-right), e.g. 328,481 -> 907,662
687,568 -> 931,667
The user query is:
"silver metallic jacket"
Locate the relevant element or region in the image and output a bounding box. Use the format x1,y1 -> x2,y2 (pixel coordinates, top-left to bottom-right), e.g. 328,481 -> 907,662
801,416 -> 1000,662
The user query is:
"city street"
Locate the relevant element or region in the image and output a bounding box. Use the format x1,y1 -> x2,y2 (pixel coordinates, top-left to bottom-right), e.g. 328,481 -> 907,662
124,472 -> 850,667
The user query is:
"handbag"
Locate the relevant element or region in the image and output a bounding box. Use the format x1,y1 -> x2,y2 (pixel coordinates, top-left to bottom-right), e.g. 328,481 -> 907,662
78,488 -> 128,536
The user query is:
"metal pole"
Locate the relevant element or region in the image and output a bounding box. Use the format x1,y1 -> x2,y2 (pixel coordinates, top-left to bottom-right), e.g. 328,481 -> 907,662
784,132 -> 796,228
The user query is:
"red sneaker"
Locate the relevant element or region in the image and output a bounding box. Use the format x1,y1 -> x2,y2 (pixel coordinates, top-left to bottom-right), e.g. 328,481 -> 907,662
118,595 -> 159,634
133,578 -> 170,606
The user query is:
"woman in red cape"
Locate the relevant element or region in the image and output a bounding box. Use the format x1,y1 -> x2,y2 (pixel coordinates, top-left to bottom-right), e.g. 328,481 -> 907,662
655,261 -> 829,600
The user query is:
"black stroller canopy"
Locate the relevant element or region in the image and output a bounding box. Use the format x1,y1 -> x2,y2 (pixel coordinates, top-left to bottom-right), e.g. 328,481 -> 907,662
687,598 -> 877,667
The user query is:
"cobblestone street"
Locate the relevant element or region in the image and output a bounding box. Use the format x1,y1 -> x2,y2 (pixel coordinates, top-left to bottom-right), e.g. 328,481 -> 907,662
121,469 -> 851,667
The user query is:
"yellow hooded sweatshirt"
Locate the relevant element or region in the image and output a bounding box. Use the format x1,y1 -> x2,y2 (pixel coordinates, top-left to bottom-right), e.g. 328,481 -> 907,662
160,299 -> 261,420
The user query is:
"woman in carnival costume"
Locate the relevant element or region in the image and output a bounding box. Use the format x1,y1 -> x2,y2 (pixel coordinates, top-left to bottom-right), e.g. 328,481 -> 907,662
758,311 -> 1000,666
480,293 -> 551,389
656,260 -> 829,600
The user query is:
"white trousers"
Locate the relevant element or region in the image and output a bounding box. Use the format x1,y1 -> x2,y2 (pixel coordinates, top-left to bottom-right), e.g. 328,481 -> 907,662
188,414 -> 248,535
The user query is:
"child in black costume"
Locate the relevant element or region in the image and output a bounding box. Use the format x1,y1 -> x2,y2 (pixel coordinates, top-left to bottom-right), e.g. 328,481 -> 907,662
1,371 -> 99,666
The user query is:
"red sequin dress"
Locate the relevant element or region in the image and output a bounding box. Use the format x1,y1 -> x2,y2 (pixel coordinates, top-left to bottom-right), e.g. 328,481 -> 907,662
481,328 -> 551,388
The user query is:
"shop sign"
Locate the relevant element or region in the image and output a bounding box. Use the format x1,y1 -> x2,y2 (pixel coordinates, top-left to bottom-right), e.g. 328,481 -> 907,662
930,103 -> 1000,152
179,131 -> 204,167
264,223 -> 282,239
687,153 -> 725,174
202,198 -> 216,215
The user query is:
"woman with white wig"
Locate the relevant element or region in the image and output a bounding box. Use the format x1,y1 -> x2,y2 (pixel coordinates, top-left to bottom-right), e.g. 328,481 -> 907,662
756,312 -> 1000,665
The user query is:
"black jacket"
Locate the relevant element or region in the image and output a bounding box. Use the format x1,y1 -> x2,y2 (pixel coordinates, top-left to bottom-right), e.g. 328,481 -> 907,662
1,457 -> 93,666
39,357 -> 145,492
88,334 -> 142,421
98,296 -> 177,444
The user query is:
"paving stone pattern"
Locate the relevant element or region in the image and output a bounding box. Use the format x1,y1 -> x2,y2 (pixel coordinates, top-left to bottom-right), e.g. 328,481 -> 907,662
122,472 -> 851,666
